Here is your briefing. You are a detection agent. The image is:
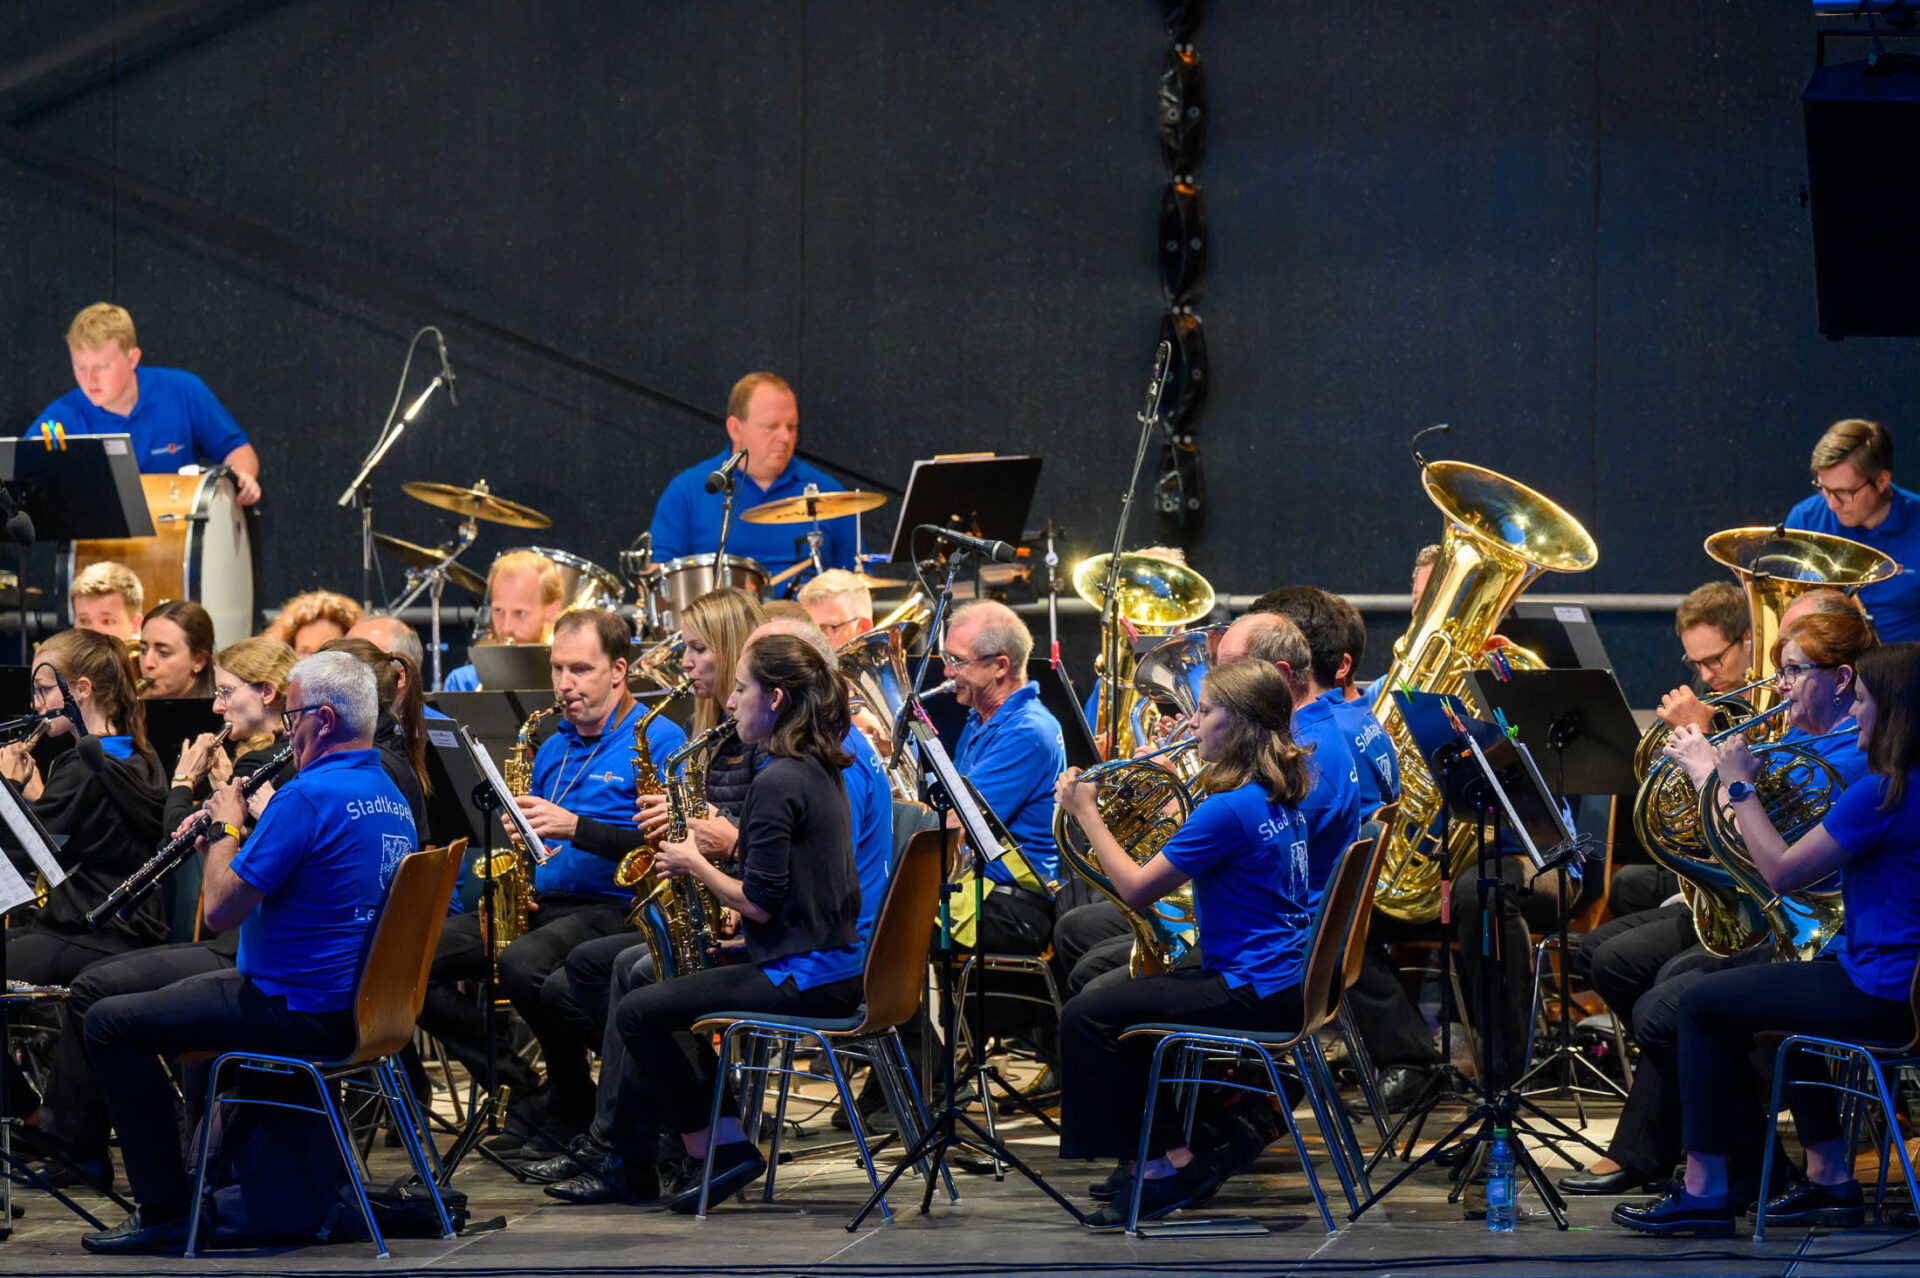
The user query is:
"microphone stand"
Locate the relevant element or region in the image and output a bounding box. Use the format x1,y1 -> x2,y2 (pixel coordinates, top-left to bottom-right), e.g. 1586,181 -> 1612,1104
1043,520 -> 1062,670
336,327 -> 452,609
713,460 -> 742,590
1097,342 -> 1172,759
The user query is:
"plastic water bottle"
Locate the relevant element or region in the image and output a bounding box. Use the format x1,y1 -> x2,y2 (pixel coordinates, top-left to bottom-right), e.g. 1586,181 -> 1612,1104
1485,1128 -> 1517,1233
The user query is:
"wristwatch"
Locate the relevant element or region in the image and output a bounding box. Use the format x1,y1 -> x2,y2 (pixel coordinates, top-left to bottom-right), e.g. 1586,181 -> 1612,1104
1726,780 -> 1755,803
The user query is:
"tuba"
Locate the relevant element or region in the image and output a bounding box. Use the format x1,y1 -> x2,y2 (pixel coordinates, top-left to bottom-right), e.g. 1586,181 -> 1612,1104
1695,730 -> 1850,960
615,679 -> 692,888
479,701 -> 561,953
630,720 -> 732,979
1073,553 -> 1215,761
838,602 -> 933,801
1369,462 -> 1598,923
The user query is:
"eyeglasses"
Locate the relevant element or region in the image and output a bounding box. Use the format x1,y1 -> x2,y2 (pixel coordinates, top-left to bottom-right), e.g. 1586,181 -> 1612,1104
1813,476 -> 1875,502
280,705 -> 326,734
1682,636 -> 1744,674
1776,661 -> 1838,687
212,682 -> 248,705
940,650 -> 998,671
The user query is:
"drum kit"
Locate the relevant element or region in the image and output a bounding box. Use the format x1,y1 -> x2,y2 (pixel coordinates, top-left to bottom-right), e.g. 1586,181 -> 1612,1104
369,478 -> 904,687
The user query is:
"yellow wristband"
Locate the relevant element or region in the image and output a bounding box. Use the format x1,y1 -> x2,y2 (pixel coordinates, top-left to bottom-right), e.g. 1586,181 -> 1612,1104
219,823 -> 243,842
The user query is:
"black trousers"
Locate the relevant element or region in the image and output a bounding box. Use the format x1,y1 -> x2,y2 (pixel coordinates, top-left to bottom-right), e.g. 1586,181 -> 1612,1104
84,969 -> 355,1216
1678,957 -> 1911,1158
1059,967 -> 1302,1162
38,941 -> 234,1159
1053,900 -> 1135,995
900,883 -> 1057,1080
611,962 -> 860,1143
496,899 -> 631,1135
6,923 -> 144,987
1578,902 -> 1697,1038
1450,857 -> 1576,1083
417,909 -> 539,1097
1604,863 -> 1681,921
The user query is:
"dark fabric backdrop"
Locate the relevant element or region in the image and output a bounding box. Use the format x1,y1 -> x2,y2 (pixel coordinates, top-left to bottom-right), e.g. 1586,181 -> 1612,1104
1,2 -> 1916,704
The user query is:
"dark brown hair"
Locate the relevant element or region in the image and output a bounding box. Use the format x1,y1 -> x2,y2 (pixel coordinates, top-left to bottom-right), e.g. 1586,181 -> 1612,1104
1198,658 -> 1313,806
320,637 -> 429,796
1250,585 -> 1353,689
35,628 -> 153,762
142,599 -> 217,697
1852,642 -> 1920,811
552,607 -> 632,663
743,633 -> 852,770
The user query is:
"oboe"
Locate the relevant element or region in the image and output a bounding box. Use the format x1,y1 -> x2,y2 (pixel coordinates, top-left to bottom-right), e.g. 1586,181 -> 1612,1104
86,743 -> 293,925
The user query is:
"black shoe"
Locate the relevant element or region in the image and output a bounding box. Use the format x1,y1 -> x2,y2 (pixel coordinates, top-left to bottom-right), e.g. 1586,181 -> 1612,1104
1559,1165 -> 1659,1196
668,1141 -> 768,1214
1761,1177 -> 1864,1228
522,1134 -> 601,1185
1376,1066 -> 1433,1113
1207,1113 -> 1274,1187
1084,1158 -> 1217,1229
1087,1160 -> 1133,1202
1612,1189 -> 1736,1238
546,1158 -> 661,1205
80,1210 -> 192,1256
996,1065 -> 1060,1115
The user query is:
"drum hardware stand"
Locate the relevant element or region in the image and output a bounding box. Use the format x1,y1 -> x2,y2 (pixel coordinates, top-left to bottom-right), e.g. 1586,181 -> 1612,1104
337,326 -> 456,608
1350,734 -> 1601,1231
384,518 -> 479,692
1096,341 -> 1172,759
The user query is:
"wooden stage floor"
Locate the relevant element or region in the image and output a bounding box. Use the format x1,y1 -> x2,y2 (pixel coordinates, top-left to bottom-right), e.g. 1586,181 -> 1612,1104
5,1062 -> 1918,1277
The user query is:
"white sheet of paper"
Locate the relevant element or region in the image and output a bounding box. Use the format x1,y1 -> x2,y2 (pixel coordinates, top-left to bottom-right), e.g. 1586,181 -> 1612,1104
0,782 -> 63,887
461,727 -> 550,863
0,850 -> 35,916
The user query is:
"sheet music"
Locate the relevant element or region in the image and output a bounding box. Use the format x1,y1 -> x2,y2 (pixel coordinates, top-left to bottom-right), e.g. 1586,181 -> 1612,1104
0,850 -> 34,916
461,726 -> 552,864
909,721 -> 1004,864
0,780 -> 64,887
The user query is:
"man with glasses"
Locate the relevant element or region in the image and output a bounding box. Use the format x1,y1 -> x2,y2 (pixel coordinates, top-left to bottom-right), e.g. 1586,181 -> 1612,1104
1783,417 -> 1920,641
797,569 -> 893,758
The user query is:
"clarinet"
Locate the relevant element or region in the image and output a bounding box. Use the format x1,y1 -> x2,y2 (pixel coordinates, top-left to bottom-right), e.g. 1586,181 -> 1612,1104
86,744 -> 294,925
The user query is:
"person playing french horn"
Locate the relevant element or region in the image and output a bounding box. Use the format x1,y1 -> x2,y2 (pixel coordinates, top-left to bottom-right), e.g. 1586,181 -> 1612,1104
1052,657 -> 1322,1227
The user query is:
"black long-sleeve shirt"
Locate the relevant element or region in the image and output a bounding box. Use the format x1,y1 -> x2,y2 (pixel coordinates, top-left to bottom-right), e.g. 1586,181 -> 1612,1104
13,742 -> 167,942
735,753 -> 857,967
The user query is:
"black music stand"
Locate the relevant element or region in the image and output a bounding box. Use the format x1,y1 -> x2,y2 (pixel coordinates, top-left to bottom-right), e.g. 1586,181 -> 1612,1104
1350,694 -> 1599,1230
1465,668 -> 1640,1113
0,776 -> 118,1235
429,691 -> 528,769
469,644 -> 553,693
142,699 -> 226,780
884,455 -> 1042,564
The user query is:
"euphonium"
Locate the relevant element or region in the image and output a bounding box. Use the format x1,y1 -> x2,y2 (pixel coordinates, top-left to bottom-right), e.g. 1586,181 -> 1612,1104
1633,701 -> 1793,954
1694,729 -> 1850,960
479,701 -> 560,952
1052,737 -> 1202,976
615,678 -> 692,888
631,720 -> 732,979
1073,553 -> 1215,761
1369,462 -> 1598,923
838,613 -> 929,801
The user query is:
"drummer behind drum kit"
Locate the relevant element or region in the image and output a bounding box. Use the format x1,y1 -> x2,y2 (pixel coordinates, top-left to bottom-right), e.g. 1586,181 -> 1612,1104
372,478 -> 903,689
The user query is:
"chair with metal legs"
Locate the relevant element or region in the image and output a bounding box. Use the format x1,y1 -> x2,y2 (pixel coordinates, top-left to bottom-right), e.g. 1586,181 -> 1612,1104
1333,807 -> 1398,1157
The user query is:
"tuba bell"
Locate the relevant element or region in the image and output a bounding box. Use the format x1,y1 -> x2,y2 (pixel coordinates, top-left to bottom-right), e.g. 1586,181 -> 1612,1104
1369,461 -> 1598,924
1073,552 -> 1215,762
838,600 -> 934,801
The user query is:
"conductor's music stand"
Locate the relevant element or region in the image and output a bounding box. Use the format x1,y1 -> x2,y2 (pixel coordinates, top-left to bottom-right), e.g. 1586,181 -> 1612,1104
884,455 -> 1042,565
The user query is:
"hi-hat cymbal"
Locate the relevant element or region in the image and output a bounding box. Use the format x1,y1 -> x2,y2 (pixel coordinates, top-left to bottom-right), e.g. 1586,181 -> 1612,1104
402,480 -> 553,529
374,534 -> 488,595
740,490 -> 887,525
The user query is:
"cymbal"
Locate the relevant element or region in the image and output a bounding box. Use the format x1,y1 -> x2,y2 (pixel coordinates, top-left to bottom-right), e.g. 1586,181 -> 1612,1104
740,490 -> 887,525
373,534 -> 488,595
402,480 -> 553,529
850,571 -> 908,592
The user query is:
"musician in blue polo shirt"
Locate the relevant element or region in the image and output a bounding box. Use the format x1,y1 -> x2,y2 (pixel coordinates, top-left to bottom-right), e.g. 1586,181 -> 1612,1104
1782,418 -> 1920,642
1250,585 -> 1400,811
647,371 -> 857,582
79,651 -> 409,1254
31,303 -> 262,506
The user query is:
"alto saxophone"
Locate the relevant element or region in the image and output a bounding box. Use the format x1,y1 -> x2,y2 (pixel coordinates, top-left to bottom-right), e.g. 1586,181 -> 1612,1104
615,678 -> 692,888
478,701 -> 561,954
632,719 -> 733,979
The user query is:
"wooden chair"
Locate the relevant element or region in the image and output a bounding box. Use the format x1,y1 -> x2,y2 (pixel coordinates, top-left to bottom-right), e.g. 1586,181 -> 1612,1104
184,840 -> 466,1258
1114,831 -> 1380,1236
1753,954 -> 1920,1241
688,827 -> 956,1223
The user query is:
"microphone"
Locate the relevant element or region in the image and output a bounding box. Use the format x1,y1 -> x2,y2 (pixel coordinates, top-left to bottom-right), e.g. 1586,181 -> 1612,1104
45,665 -> 86,738
705,448 -> 748,494
1147,339 -> 1172,398
435,331 -> 459,408
923,526 -> 1021,564
0,483 -> 34,547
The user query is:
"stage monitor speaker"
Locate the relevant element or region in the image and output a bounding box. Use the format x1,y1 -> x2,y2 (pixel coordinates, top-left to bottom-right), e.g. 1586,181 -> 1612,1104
1802,59 -> 1920,338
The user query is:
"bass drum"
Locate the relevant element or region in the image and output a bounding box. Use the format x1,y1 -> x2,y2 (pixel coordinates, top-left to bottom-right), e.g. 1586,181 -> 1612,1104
63,471 -> 259,650
471,546 -> 624,641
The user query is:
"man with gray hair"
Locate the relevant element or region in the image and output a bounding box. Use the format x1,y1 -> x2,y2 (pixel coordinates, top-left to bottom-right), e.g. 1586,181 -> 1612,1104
80,651 -> 417,1254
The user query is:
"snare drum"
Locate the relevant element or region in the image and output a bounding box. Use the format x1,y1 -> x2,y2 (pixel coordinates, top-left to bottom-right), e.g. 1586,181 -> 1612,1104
653,554 -> 768,632
471,546 -> 625,641
63,471 -> 259,650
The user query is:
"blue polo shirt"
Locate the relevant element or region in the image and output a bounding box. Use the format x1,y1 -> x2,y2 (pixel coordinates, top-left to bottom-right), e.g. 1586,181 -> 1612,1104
1823,768 -> 1920,1000
1161,781 -> 1318,997
441,664 -> 480,692
1320,688 -> 1398,810
530,699 -> 687,900
1783,487 -> 1920,641
648,449 -> 857,579
1291,696 -> 1364,872
230,748 -> 416,1013
955,682 -> 1068,887
32,366 -> 249,472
